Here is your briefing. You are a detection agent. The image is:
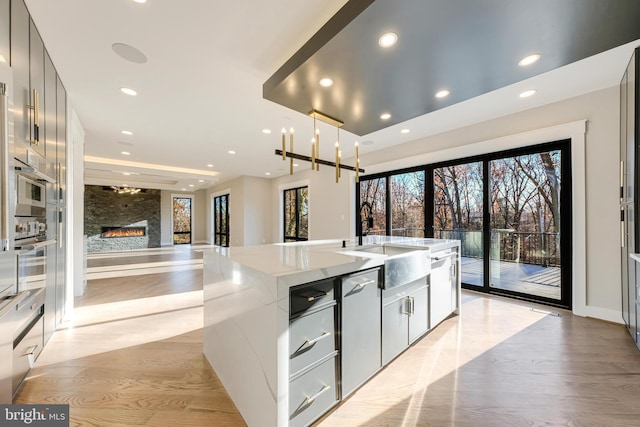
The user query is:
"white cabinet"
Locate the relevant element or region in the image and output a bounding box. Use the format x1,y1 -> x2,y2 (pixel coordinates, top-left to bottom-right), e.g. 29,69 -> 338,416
341,268 -> 381,397
430,249 -> 457,328
382,278 -> 428,365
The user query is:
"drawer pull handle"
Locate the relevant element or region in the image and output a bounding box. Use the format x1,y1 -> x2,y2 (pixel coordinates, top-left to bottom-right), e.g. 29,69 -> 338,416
306,291 -> 330,302
302,332 -> 331,347
24,345 -> 38,369
23,345 -> 38,356
355,279 -> 376,288
304,384 -> 330,405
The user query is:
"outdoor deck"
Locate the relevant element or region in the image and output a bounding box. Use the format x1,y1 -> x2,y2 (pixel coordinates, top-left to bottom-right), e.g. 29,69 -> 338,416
461,256 -> 562,300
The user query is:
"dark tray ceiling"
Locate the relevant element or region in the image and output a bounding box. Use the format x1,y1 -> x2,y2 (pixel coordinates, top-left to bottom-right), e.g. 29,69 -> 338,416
264,0 -> 640,136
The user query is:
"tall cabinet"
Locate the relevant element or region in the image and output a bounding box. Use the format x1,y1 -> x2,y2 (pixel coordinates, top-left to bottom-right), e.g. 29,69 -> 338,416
5,0 -> 68,344
621,47 -> 640,351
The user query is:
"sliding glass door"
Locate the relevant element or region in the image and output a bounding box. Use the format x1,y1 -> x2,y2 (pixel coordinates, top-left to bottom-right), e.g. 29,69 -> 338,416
357,139 -> 571,309
489,149 -> 564,302
433,162 -> 483,287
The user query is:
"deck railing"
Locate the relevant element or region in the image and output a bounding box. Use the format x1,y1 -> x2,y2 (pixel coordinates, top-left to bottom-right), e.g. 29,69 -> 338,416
368,228 -> 560,267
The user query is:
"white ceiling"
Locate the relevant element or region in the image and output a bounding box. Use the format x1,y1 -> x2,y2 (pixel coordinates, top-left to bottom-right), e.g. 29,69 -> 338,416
23,0 -> 639,191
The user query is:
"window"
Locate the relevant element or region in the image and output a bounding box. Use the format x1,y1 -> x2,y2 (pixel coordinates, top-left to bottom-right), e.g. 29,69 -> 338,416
284,186 -> 308,242
173,197 -> 192,245
214,194 -> 229,247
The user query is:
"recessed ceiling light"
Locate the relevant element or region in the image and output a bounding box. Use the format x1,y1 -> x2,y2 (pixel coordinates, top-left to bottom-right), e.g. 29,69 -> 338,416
120,87 -> 137,96
401,129 -> 410,134
519,89 -> 536,98
198,179 -> 204,183
207,164 -> 213,167
265,172 -> 271,176
122,172 -> 131,176
121,151 -> 131,155
122,184 -> 129,187
262,129 -> 271,134
0,55 -> 6,63
378,32 -> 398,48
133,0 -> 147,3
294,163 -> 299,167
121,130 -> 133,135
435,89 -> 450,98
518,53 -> 541,67
181,188 -> 186,191
228,150 -> 236,155
319,77 -> 334,87
380,113 -> 391,120
189,184 -> 194,187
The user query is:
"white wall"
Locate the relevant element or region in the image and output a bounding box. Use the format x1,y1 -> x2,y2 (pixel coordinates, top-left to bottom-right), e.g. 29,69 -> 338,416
68,107 -> 85,299
206,176 -> 273,246
270,165 -> 353,242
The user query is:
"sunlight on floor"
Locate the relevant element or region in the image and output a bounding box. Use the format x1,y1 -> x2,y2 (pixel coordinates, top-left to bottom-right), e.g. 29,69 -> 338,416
35,290 -> 204,366
319,296 -> 550,427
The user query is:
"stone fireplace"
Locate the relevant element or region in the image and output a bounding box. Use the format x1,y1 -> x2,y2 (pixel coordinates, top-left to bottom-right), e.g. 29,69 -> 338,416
85,185 -> 161,253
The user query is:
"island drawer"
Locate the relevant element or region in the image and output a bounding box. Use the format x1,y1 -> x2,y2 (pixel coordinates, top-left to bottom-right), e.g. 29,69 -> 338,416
289,304 -> 336,376
289,354 -> 338,427
290,278 -> 336,316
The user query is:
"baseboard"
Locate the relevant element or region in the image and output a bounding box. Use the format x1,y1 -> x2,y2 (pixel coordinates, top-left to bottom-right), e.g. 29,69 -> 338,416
583,305 -> 623,324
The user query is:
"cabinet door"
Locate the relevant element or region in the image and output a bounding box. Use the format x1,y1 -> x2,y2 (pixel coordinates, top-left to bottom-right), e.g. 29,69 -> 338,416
408,286 -> 429,343
29,18 -> 45,158
0,0 -> 9,62
430,256 -> 453,328
44,50 -> 57,198
56,75 -> 66,205
11,0 -> 30,163
55,207 -> 65,325
382,297 -> 408,365
341,269 -> 381,397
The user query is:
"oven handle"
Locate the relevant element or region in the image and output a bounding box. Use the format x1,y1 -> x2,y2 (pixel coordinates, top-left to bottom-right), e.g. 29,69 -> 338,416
0,82 -> 9,251
14,165 -> 56,184
15,239 -> 56,253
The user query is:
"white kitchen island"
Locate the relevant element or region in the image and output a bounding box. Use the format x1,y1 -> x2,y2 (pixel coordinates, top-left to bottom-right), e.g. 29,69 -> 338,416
203,237 -> 461,427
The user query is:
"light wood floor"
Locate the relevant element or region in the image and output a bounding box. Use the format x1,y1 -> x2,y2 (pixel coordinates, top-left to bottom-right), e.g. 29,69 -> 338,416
14,246 -> 640,427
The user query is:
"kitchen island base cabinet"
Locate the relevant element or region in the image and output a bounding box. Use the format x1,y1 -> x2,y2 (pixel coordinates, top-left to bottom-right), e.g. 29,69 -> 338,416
289,280 -> 339,427
289,354 -> 338,427
382,279 -> 429,365
341,268 -> 381,398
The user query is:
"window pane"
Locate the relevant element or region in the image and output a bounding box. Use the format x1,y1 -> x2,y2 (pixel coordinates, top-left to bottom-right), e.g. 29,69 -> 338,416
298,187 -> 309,239
489,151 -> 562,300
434,163 -> 484,286
390,171 -> 424,237
359,177 -> 386,236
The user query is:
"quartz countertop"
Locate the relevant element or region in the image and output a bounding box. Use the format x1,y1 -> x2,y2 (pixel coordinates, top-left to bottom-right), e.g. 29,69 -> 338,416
203,237 -> 460,287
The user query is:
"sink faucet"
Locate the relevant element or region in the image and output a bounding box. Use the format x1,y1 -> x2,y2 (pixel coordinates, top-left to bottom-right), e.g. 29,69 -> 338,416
359,202 -> 373,246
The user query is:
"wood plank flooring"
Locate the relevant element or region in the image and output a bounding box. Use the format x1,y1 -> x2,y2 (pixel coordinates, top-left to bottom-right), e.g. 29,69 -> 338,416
14,246 -> 640,427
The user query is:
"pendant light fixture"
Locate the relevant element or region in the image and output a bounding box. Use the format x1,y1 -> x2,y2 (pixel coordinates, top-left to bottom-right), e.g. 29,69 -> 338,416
275,110 -> 364,182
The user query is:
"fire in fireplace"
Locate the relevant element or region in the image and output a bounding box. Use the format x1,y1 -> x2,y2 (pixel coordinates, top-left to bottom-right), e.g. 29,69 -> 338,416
101,226 -> 147,238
